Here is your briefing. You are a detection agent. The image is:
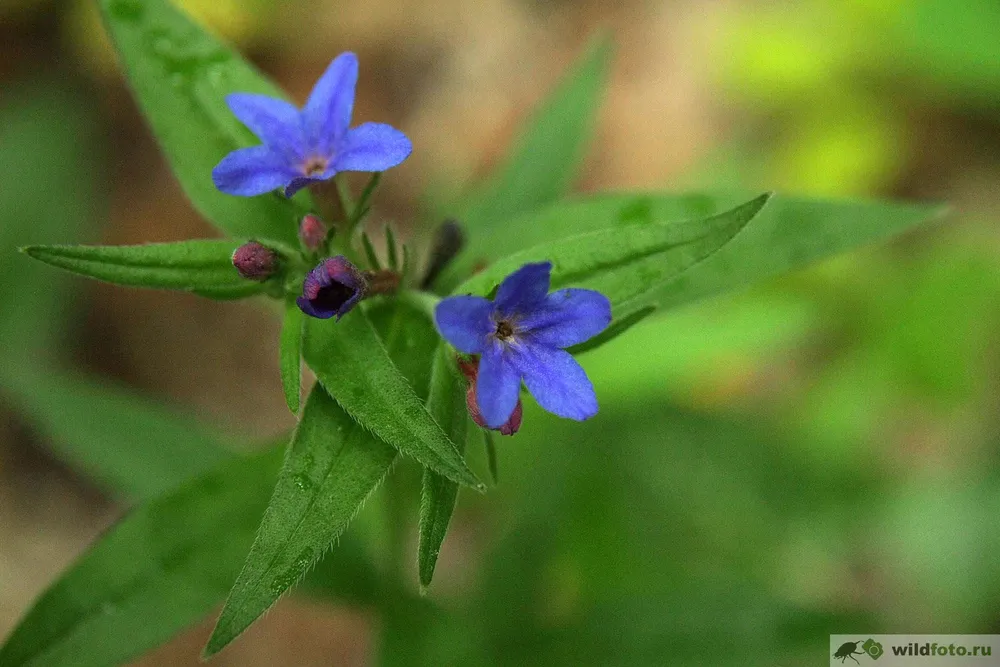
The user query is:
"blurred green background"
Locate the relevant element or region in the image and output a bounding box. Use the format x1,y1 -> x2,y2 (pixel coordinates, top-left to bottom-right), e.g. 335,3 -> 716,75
2,0 -> 1000,665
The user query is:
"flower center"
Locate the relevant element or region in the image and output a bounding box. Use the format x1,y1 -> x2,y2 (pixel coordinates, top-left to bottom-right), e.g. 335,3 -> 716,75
313,281 -> 355,312
495,319 -> 515,341
302,156 -> 329,177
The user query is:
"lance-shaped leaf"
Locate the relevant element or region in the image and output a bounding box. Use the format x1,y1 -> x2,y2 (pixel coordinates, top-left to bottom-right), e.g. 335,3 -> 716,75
0,88 -> 233,499
203,387 -> 397,657
457,191 -> 947,312
432,36 -> 612,290
0,445 -> 283,667
97,0 -> 306,243
21,240 -> 265,299
0,368 -> 231,499
453,194 -> 770,313
0,84 -> 100,358
205,300 -> 440,655
302,311 -> 484,491
279,300 -> 303,413
418,344 -> 470,589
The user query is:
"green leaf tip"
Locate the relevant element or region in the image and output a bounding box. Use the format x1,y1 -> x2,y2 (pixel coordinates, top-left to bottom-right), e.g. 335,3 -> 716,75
204,387 -> 397,658
433,33 -> 615,291
417,344 -> 471,588
452,192 -> 771,315
18,240 -> 266,300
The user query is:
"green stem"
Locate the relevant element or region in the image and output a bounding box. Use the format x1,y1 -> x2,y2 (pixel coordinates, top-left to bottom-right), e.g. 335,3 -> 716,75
334,173 -> 355,217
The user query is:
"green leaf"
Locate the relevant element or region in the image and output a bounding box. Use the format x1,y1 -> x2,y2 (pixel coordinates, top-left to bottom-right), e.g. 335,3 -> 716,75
97,0 -> 305,244
0,84 -> 232,500
460,36 -> 611,231
0,444 -> 284,667
0,368 -> 231,499
418,344 -> 470,589
21,240 -> 265,299
567,305 -> 657,356
302,311 -> 484,491
385,224 -> 400,271
361,230 -> 381,270
453,194 -> 771,313
456,191 -> 946,312
203,387 -> 397,657
433,36 -> 612,290
279,300 -> 303,413
0,83 -> 101,358
297,534 -> 407,606
205,300 -> 439,655
364,300 -> 442,402
401,244 -> 412,282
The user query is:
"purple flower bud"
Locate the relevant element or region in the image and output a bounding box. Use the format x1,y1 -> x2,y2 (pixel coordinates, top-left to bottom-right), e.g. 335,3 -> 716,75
299,214 -> 328,252
296,256 -> 367,320
232,241 -> 279,281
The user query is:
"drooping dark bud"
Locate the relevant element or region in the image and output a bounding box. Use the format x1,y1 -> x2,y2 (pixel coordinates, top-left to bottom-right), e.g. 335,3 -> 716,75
296,256 -> 367,320
458,357 -> 522,436
232,241 -> 279,281
298,214 -> 329,252
420,219 -> 466,289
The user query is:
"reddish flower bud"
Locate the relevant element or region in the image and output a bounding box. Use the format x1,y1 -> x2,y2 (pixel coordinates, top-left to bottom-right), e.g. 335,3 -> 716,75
299,214 -> 329,252
232,241 -> 279,280
458,357 -> 522,435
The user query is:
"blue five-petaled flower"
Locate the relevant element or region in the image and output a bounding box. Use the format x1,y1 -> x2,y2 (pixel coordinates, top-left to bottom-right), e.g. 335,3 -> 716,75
212,52 -> 412,198
435,262 -> 612,429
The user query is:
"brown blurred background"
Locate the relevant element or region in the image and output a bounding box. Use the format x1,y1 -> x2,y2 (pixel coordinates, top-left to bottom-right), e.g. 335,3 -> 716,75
3,0 -> 1000,665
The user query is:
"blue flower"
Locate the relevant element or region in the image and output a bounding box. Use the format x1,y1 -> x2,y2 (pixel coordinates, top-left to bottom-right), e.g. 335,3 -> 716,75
297,256 -> 366,319
212,52 -> 412,198
435,262 -> 611,428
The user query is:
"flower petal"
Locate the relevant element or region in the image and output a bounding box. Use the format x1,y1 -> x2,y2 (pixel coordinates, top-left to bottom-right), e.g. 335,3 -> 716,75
510,344 -> 598,421
495,262 -> 551,316
435,295 -> 494,354
283,176 -> 320,198
212,146 -> 297,197
520,288 -> 612,348
476,342 -> 522,429
303,52 -> 358,153
296,295 -> 335,319
226,93 -> 305,158
332,123 -> 412,173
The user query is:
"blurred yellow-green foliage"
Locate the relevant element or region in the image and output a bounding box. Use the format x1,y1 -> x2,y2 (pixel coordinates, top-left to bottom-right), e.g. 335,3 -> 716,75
2,0 -> 1000,665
